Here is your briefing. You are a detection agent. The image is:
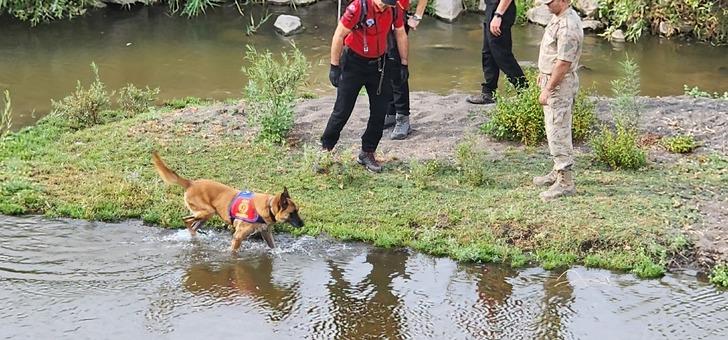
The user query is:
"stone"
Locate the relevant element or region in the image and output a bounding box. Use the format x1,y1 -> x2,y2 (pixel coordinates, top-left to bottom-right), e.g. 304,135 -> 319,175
611,29 -> 626,42
434,0 -> 464,22
582,19 -> 604,31
274,15 -> 303,36
267,0 -> 317,5
574,0 -> 599,18
526,5 -> 553,27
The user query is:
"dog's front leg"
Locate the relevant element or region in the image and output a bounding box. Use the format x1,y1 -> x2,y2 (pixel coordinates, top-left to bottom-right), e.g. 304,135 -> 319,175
261,226 -> 275,249
231,222 -> 256,252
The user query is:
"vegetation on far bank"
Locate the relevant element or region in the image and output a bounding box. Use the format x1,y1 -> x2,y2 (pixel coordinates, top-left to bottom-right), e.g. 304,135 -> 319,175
1,46 -> 727,287
2,0 -> 727,45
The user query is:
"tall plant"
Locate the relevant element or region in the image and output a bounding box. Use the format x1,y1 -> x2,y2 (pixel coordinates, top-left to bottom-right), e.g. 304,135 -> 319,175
1,90 -> 12,137
242,44 -> 310,144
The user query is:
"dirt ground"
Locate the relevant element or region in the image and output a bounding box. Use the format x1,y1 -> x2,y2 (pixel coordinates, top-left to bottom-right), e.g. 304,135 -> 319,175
157,92 -> 728,269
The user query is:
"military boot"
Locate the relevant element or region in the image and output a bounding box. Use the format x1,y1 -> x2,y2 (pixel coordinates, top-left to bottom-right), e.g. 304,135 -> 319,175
390,113 -> 411,140
532,170 -> 557,187
539,169 -> 576,201
466,91 -> 495,105
357,151 -> 383,173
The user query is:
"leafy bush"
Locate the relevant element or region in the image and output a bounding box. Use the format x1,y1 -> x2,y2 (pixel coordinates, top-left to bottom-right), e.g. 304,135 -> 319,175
164,97 -> 205,109
599,0 -> 728,44
662,134 -> 698,153
591,57 -> 646,169
51,62 -> 111,129
710,264 -> 728,287
1,90 -> 12,137
117,84 -> 160,117
242,44 -> 310,144
591,124 -> 647,169
683,85 -> 728,99
455,138 -> 490,187
482,70 -> 595,146
610,58 -> 641,129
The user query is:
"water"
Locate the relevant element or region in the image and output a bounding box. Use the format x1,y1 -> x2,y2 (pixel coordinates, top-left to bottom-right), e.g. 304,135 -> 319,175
1,215 -> 726,339
1,3 -> 727,129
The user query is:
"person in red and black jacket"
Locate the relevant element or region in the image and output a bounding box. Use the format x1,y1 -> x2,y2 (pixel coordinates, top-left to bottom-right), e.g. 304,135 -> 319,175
320,0 -> 408,173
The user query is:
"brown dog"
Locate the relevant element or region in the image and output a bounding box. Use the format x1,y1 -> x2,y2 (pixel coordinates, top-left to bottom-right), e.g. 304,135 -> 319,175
151,151 -> 304,251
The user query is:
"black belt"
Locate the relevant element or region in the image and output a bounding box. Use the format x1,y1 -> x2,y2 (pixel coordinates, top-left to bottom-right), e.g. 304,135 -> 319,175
346,48 -> 383,64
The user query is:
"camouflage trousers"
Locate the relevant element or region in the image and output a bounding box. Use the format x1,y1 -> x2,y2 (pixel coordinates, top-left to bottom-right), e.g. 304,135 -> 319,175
539,72 -> 579,171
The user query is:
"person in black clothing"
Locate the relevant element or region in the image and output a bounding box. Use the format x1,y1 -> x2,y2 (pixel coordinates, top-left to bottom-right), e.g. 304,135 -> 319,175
321,0 -> 409,173
466,0 -> 527,104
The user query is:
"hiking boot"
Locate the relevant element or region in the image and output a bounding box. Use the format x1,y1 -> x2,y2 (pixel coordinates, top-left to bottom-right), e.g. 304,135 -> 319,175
383,114 -> 396,129
466,92 -> 495,105
539,169 -> 576,201
390,113 -> 411,140
312,148 -> 333,174
533,170 -> 557,187
357,151 -> 383,173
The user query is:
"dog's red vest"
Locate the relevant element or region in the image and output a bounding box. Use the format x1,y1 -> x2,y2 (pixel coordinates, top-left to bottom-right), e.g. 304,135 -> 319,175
228,191 -> 266,224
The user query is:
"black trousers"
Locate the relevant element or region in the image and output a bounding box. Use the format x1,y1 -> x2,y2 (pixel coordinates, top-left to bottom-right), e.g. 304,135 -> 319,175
481,1 -> 526,94
321,48 -> 393,153
386,20 -> 411,117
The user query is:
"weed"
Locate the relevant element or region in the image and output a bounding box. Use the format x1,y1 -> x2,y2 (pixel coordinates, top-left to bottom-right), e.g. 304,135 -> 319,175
51,62 -> 111,129
663,134 -> 698,153
1,90 -> 12,137
482,70 -> 595,145
242,44 -> 310,144
710,264 -> 728,287
455,138 -> 490,187
117,84 -> 160,117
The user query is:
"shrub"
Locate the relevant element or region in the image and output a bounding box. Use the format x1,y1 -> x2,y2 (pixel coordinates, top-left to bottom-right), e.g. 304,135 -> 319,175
51,62 -> 110,129
482,70 -> 595,146
591,124 -> 647,169
409,159 -> 441,190
610,58 -> 641,129
242,44 -> 310,144
117,84 -> 160,117
710,264 -> 728,287
1,90 -> 12,137
455,138 -> 490,187
683,85 -> 728,99
164,97 -> 204,109
662,134 -> 698,153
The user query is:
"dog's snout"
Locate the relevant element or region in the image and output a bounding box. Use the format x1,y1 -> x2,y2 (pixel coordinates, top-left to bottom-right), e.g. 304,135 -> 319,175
290,212 -> 304,228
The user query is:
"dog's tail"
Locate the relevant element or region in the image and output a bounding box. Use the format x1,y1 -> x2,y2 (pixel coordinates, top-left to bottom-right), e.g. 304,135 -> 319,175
152,151 -> 192,189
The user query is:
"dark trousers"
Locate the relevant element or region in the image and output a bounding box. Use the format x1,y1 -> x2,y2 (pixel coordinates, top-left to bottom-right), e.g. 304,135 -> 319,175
386,21 -> 410,117
321,49 -> 393,153
481,1 -> 526,94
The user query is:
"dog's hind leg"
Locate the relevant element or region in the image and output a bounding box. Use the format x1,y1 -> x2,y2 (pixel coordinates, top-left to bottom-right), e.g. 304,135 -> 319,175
231,222 -> 256,252
261,227 -> 275,249
184,210 -> 214,236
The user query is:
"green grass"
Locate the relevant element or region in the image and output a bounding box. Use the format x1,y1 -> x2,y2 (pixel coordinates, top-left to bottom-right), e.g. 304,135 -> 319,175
1,104 -> 726,282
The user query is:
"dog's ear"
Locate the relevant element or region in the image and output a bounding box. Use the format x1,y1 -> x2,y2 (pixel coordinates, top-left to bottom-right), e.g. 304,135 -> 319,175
278,187 -> 290,210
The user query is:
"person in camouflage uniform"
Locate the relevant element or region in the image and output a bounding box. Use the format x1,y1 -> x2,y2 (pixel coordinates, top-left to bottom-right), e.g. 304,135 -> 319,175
533,0 -> 583,201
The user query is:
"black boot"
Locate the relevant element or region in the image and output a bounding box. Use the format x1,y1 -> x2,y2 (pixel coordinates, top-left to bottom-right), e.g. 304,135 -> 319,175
466,91 -> 495,105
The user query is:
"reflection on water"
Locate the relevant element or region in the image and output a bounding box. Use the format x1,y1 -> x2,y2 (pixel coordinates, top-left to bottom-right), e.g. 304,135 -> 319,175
1,215 -> 727,339
1,3 -> 727,129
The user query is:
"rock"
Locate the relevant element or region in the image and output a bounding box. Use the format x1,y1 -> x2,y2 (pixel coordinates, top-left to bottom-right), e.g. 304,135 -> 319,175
274,15 -> 303,36
100,0 -> 142,5
611,29 -> 625,42
527,5 -> 553,27
582,19 -> 604,31
434,0 -> 464,22
658,21 -> 677,36
573,0 -> 599,18
267,0 -> 317,5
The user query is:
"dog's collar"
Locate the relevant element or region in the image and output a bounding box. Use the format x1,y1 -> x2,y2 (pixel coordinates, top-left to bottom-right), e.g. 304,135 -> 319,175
267,196 -> 277,223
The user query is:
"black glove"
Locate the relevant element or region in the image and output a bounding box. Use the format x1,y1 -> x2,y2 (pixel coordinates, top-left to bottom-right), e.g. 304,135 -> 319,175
400,64 -> 409,84
329,64 -> 341,88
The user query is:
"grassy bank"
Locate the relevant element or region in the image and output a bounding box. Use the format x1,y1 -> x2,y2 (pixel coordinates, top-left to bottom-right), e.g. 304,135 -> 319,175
1,102 -> 726,283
